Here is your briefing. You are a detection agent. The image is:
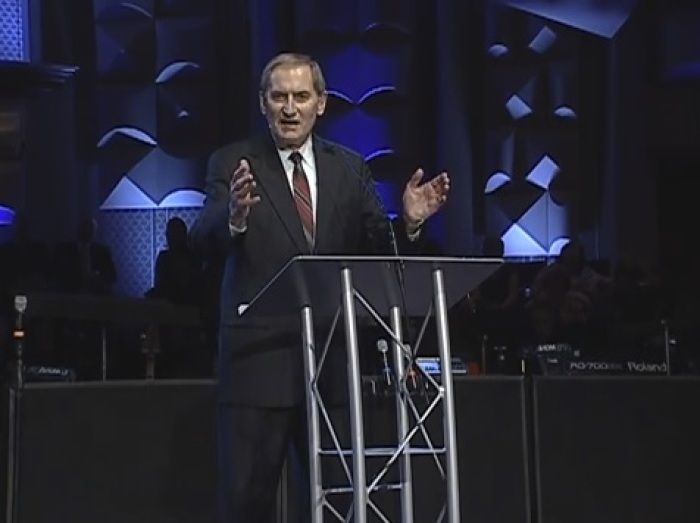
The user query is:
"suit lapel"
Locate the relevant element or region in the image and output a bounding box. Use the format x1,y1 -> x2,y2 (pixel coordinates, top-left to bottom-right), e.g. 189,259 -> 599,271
313,137 -> 343,252
250,138 -> 310,254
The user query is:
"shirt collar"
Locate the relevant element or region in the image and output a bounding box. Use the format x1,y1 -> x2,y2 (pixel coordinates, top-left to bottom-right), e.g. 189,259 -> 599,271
279,135 -> 314,167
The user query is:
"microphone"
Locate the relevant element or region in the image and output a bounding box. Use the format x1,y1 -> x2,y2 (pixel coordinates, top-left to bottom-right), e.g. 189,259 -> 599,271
325,140 -> 411,303
376,338 -> 392,387
14,295 -> 27,315
14,295 -> 27,331
323,140 -> 401,258
325,139 -> 415,359
13,295 -> 27,389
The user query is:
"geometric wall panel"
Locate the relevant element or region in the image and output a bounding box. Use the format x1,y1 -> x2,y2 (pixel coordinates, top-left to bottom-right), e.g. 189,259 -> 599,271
485,186 -> 572,256
94,0 -> 154,22
99,206 -> 201,297
504,0 -> 639,39
96,130 -> 156,204
317,43 -> 412,102
96,84 -> 157,140
99,208 -> 155,297
0,0 -> 25,61
506,94 -> 533,120
156,83 -> 217,146
529,25 -> 557,54
296,0 -> 415,37
155,18 -> 213,74
95,20 -> 155,79
92,0 -> 215,296
122,149 -> 206,204
100,176 -> 204,211
483,5 -> 581,257
488,181 -> 545,225
299,9 -> 416,205
525,154 -> 559,190
501,222 -> 548,257
499,193 -> 570,257
101,177 -> 160,210
317,105 -> 405,163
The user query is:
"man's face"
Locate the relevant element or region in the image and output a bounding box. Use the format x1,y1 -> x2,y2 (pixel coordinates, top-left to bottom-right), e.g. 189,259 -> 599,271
260,64 -> 326,149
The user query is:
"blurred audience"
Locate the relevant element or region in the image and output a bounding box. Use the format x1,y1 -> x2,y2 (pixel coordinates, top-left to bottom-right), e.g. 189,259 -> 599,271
53,217 -> 117,295
0,214 -> 694,379
146,217 -> 204,306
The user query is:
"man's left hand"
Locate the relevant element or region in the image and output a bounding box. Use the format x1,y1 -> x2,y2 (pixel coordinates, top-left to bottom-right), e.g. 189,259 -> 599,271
402,169 -> 450,232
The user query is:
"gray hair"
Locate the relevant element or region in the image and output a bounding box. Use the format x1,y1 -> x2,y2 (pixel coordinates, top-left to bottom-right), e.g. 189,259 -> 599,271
259,52 -> 326,95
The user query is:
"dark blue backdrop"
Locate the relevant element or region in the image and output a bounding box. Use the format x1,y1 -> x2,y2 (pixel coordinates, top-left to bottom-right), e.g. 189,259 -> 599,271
7,0 -> 698,296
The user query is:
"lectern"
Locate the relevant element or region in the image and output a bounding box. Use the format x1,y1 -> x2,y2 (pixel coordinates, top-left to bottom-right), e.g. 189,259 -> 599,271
243,255 -> 502,523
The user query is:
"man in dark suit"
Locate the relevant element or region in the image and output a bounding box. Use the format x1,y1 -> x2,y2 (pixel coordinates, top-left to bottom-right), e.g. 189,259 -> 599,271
190,52 -> 450,522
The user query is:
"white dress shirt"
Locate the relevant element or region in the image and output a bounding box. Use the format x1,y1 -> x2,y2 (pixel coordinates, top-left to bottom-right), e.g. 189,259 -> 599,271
228,136 -> 420,241
229,136 -> 317,235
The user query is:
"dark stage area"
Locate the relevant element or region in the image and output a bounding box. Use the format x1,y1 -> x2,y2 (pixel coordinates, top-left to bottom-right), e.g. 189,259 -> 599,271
1,0 -> 700,521
1,376 -> 699,523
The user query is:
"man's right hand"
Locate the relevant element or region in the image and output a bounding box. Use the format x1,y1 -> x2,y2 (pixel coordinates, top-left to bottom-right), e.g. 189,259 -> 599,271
229,158 -> 261,228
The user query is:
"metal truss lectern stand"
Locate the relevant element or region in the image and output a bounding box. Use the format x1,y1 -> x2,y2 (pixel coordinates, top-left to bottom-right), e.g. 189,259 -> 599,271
243,255 -> 502,523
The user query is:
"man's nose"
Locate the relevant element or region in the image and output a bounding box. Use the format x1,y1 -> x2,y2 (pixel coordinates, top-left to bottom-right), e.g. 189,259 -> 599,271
282,95 -> 296,114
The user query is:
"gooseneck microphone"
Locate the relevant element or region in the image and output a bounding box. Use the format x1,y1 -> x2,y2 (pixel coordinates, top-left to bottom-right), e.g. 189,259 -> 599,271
323,140 -> 402,255
376,338 -> 392,387
324,138 -> 415,366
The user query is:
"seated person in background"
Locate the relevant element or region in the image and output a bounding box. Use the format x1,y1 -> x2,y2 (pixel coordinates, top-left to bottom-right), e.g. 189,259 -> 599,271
51,218 -> 117,379
531,240 -> 608,306
146,217 -> 207,378
53,217 -> 117,295
469,236 -> 519,311
146,217 -> 204,306
455,236 -> 522,362
527,239 -> 610,348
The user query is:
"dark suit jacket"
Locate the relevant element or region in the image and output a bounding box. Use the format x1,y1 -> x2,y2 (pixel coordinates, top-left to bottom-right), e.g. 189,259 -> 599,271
190,134 -> 424,407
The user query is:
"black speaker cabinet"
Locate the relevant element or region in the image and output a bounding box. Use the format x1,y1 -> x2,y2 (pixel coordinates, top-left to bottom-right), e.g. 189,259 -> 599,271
533,376 -> 700,523
4,377 -> 533,523
455,376 -> 532,523
358,376 -> 532,522
13,380 -> 217,523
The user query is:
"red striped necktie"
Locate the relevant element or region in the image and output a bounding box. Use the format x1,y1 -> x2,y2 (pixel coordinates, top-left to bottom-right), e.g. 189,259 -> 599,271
289,151 -> 314,248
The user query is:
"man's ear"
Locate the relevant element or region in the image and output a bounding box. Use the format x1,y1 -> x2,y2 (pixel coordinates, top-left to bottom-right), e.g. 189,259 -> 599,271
317,91 -> 327,116
259,92 -> 266,115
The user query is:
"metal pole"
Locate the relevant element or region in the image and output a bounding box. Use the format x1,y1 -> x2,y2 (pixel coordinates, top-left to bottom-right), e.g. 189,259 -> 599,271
663,319 -> 671,376
340,267 -> 367,523
7,297 -> 27,523
389,305 -> 414,523
6,387 -> 18,523
301,306 -> 324,523
432,267 -> 461,522
276,459 -> 289,523
101,326 -> 107,381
